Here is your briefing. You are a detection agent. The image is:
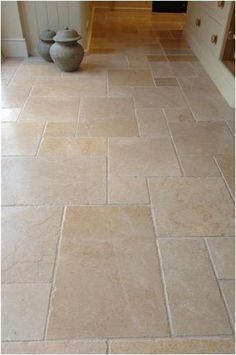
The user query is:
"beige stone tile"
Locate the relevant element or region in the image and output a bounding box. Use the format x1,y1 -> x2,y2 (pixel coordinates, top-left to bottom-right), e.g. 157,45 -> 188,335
167,55 -> 198,61
1,340 -> 107,354
44,122 -> 76,137
180,156 -> 221,177
2,122 -> 44,156
226,120 -> 235,136
108,85 -> 134,97
147,55 -> 168,61
170,122 -> 234,155
11,62 -> 61,85
2,207 -> 62,283
78,97 -> 138,136
158,239 -> 232,335
214,154 -> 235,199
109,137 -> 181,177
2,157 -> 106,205
206,238 -> 235,279
127,44 -> 163,55
108,69 -> 154,86
165,48 -> 194,55
47,206 -> 169,338
220,280 -> 235,326
170,62 -> 197,77
155,78 -> 178,86
164,107 -> 195,122
1,108 -> 21,122
150,62 -> 174,77
31,77 -> 107,97
149,177 -> 234,237
20,96 -> 80,122
39,137 -> 106,157
110,338 -> 235,354
160,39 -> 189,49
2,284 -> 51,341
133,87 -> 188,108
61,62 -> 107,79
86,53 -> 129,68
109,177 -> 149,204
1,85 -> 30,108
136,108 -> 169,137
127,53 -> 149,68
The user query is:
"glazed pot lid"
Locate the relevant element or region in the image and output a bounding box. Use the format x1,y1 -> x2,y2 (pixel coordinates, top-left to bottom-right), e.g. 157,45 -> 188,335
53,28 -> 82,42
39,29 -> 56,42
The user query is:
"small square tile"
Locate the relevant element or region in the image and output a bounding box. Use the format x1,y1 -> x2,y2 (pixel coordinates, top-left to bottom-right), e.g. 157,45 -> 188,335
180,156 -> 221,177
108,69 -> 154,86
164,108 -> 195,122
109,177 -> 149,204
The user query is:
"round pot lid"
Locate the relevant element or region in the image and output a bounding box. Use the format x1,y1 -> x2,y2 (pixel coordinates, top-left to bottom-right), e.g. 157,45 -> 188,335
39,29 -> 56,42
53,28 -> 82,42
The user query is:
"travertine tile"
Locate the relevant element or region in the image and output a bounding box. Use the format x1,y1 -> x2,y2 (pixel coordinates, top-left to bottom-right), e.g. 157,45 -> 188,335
206,238 -> 235,279
110,338 -> 235,354
1,85 -> 30,108
170,122 -> 234,155
165,48 -> 194,55
127,44 -> 163,55
44,122 -> 76,137
214,154 -> 235,199
19,96 -> 80,122
11,62 -> 60,85
154,77 -> 178,86
136,108 -> 169,137
158,239 -> 232,335
39,137 -> 106,157
47,206 -> 169,338
2,284 -> 51,341
31,77 -> 107,96
2,207 -> 62,283
150,62 -> 174,77
109,177 -> 149,204
147,55 -> 168,61
164,107 -> 195,122
109,137 -> 181,176
180,156 -> 221,177
133,87 -> 188,108
149,177 -> 234,237
2,157 -> 106,205
220,280 -> 235,326
2,340 -> 107,354
86,53 -> 128,68
108,85 -> 134,97
78,97 -> 138,136
167,55 -> 198,61
127,53 -> 149,68
1,108 -> 21,122
226,120 -> 235,136
170,62 -> 197,77
2,122 -> 44,156
160,39 -> 189,49
108,69 -> 154,86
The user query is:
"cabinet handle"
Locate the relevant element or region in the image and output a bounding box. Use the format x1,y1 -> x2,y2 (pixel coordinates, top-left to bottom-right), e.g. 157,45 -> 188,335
211,34 -> 218,44
217,1 -> 225,8
195,18 -> 201,27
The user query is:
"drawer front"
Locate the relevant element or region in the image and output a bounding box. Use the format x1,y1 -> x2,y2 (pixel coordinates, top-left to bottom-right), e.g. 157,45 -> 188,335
203,1 -> 231,25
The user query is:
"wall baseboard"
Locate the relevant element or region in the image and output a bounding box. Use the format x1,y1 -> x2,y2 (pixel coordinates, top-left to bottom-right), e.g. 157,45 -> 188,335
1,38 -> 28,57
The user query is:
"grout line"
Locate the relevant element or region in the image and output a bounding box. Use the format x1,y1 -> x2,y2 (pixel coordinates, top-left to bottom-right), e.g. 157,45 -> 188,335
204,239 -> 234,334
35,123 -> 47,157
43,206 -> 67,340
175,76 -> 198,122
132,96 -> 141,137
106,137 -> 109,204
75,98 -> 81,137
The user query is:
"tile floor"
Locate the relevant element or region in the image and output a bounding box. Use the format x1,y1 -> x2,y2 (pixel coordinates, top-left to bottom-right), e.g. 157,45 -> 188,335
1,7 -> 235,355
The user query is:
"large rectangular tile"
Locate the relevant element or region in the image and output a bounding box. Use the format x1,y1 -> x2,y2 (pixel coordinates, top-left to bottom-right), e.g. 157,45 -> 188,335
44,122 -> 76,137
47,206 -> 169,338
78,97 -> 138,136
158,239 -> 232,336
133,87 -> 188,108
11,62 -> 60,85
19,96 -> 80,122
136,108 -> 169,137
180,155 -> 221,177
149,177 -> 234,237
2,207 -> 62,283
109,137 -> 181,177
2,157 -> 106,205
108,177 -> 149,204
1,85 -> 30,108
2,284 -> 51,341
108,69 -> 154,86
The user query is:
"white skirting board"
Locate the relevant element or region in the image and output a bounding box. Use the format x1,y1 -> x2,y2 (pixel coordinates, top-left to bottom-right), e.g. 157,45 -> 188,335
184,30 -> 235,108
1,38 -> 28,58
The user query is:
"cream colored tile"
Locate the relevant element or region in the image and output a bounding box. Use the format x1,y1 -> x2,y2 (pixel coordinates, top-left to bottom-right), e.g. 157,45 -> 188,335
220,280 -> 235,326
206,238 -> 235,279
109,177 -> 149,204
47,206 -> 169,338
109,138 -> 181,177
2,207 -> 62,283
78,97 -> 138,136
20,96 -> 80,122
150,62 -> 174,77
31,77 -> 107,97
108,69 -> 154,86
170,62 -> 197,76
108,85 -> 134,97
11,62 -> 60,85
155,78 -> 178,86
136,108 -> 169,137
149,177 -> 234,237
1,85 -> 30,108
1,340 -> 107,354
2,157 -> 106,205
159,239 -> 232,335
170,122 -> 234,155
2,122 -> 44,156
39,137 -> 106,156
180,156 -> 221,177
110,338 -> 235,354
2,284 -> 51,341
44,122 -> 76,137
1,108 -> 21,122
86,53 -> 129,68
164,107 -> 194,122
133,87 -> 188,108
